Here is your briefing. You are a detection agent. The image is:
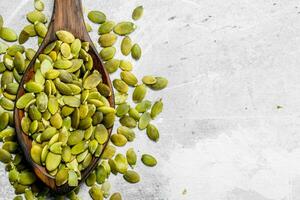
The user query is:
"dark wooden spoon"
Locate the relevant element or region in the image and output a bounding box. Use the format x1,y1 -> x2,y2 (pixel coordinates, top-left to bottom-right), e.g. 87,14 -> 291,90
14,0 -> 114,194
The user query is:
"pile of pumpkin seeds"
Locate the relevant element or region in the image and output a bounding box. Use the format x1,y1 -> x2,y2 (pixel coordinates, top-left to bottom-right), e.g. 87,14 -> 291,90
0,1 -> 168,199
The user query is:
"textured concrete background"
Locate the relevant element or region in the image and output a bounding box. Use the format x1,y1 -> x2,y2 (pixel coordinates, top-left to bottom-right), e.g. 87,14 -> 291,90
1,0 -> 300,199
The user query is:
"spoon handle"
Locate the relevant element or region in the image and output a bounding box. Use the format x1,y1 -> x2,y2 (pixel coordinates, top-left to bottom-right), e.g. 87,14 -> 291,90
47,0 -> 88,41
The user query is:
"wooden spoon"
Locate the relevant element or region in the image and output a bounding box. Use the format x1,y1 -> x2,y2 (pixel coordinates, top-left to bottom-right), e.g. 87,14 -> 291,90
14,0 -> 114,194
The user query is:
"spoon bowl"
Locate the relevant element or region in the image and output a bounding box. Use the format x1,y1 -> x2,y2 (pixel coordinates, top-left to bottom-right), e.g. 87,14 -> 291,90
14,0 -> 114,194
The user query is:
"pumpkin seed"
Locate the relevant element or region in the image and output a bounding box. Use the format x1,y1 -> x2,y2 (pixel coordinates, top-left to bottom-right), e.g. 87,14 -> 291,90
0,148 -> 11,163
98,33 -> 117,47
19,171 -> 36,185
119,116 -> 136,128
148,77 -> 168,90
89,185 -> 104,200
26,10 -> 46,23
123,170 -> 140,183
132,84 -> 147,103
104,59 -> 120,73
138,112 -> 151,130
132,6 -> 144,21
98,21 -> 115,35
110,193 -> 122,200
120,71 -> 138,86
121,36 -> 132,56
0,27 -> 18,42
56,168 -> 69,186
88,11 -> 106,24
16,93 -> 35,109
56,30 -> 75,43
100,47 -> 116,61
131,43 -> 142,60
126,148 -> 137,167
117,126 -> 135,142
113,22 -> 136,36
119,60 -> 133,71
141,154 -> 157,167
113,79 -> 128,94
31,144 -> 42,165
111,134 -> 127,147
142,75 -> 157,85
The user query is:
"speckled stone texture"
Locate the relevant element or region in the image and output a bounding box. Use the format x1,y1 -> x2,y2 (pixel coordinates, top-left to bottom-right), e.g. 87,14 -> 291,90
2,0 -> 300,199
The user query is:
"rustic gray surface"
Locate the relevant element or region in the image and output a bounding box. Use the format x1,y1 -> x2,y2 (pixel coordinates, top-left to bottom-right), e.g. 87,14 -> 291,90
1,0 -> 300,199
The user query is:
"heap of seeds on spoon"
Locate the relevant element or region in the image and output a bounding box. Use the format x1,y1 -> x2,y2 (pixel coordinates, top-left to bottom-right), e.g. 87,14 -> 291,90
0,1 -> 167,200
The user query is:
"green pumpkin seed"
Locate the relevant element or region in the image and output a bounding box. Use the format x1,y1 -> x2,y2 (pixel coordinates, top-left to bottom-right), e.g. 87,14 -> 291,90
60,43 -> 71,58
88,139 -> 98,154
56,168 -> 69,186
101,181 -> 111,198
132,84 -> 147,103
34,22 -> 47,38
26,10 -> 46,23
142,75 -> 157,85
63,96 -> 81,107
86,22 -> 93,32
0,27 -> 18,42
31,144 -> 42,165
71,141 -> 88,155
100,47 -> 116,61
97,83 -> 112,97
89,185 -> 104,200
110,193 -> 122,200
83,71 -> 102,89
5,83 -> 19,95
92,111 -> 103,126
116,103 -> 130,117
119,60 -> 133,71
19,171 -> 36,185
46,152 -> 61,171
68,170 -> 78,187
113,79 -> 128,94
102,145 -> 116,159
98,33 -> 117,47
40,59 -> 53,76
103,112 -> 115,128
123,170 -> 140,183
72,108 -> 80,129
98,21 -> 115,35
56,30 -> 75,43
67,130 -> 84,146
34,0 -> 45,11
126,148 -> 137,167
86,171 -> 96,186
138,112 -> 151,130
146,124 -> 159,142
62,146 -> 72,163
111,134 -> 127,147
88,11 -> 106,24
141,154 -> 157,167
94,124 -> 108,144
0,148 -> 11,163
79,117 -> 92,130
50,113 -> 63,129
16,93 -> 35,109
119,116 -> 136,128
96,165 -> 107,184
41,127 -> 57,141
131,43 -> 142,60
23,24 -> 37,37
121,36 -> 132,56
104,59 -> 120,73
132,6 -> 144,21
0,112 -> 9,131
1,71 -> 13,88
71,39 -> 81,55
113,22 -> 136,36
135,100 -> 152,113
54,59 -> 73,69
149,77 -> 168,90
0,41 -> 8,54
128,107 -> 140,120
0,97 -> 14,111
18,30 -> 30,44
117,126 -> 135,142
24,81 -> 44,93
120,71 -> 138,86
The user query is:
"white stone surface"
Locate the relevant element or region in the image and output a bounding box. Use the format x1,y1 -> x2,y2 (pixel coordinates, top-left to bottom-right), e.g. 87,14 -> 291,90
2,0 -> 300,199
